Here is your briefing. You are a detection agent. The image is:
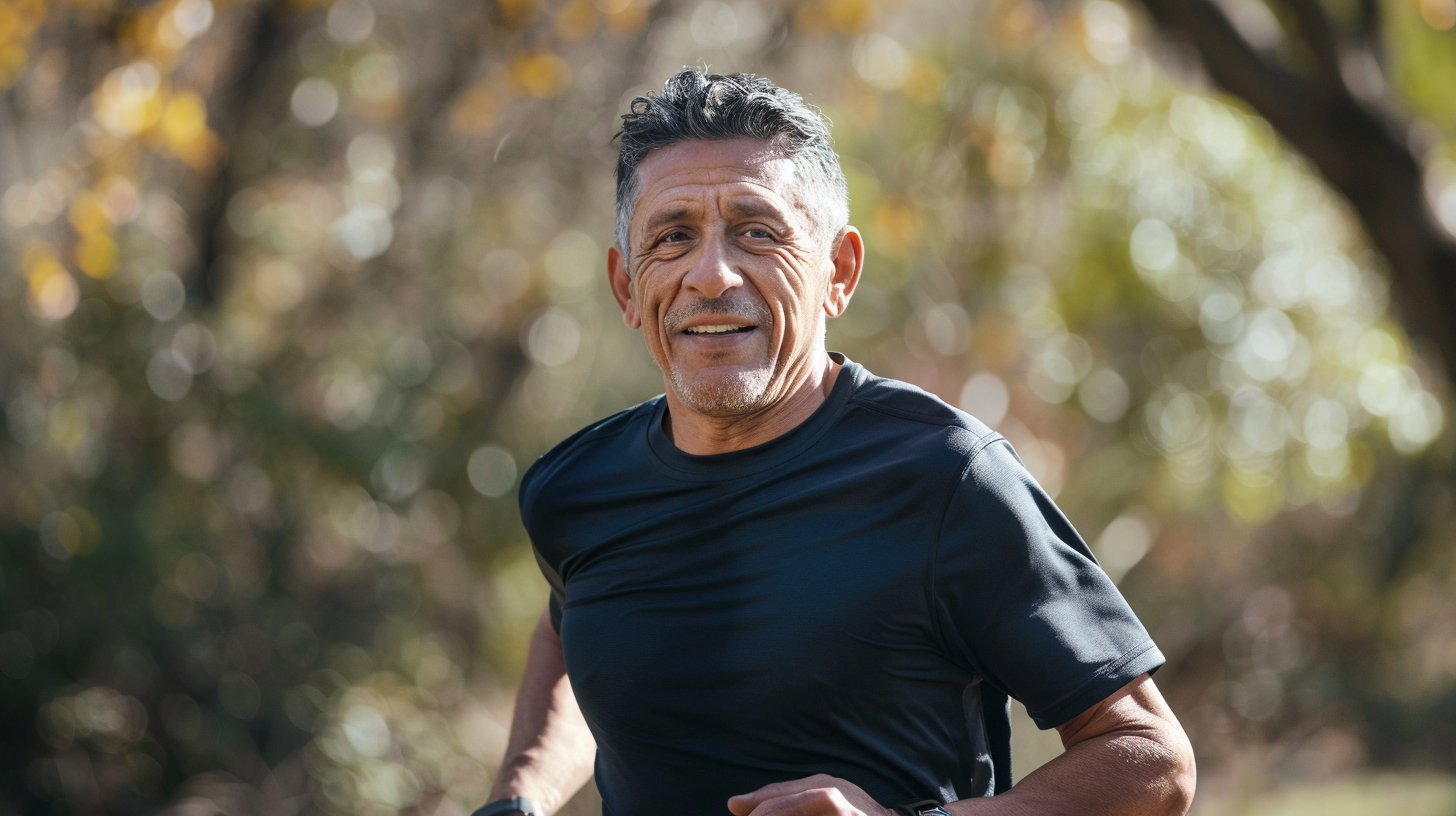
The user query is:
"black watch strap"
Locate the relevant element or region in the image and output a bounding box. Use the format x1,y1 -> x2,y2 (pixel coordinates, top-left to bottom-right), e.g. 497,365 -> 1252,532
471,797 -> 543,816
894,801 -> 952,816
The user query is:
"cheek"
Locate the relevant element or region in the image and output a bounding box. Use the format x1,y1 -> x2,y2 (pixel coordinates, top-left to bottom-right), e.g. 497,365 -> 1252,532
631,266 -> 674,319
759,253 -> 822,317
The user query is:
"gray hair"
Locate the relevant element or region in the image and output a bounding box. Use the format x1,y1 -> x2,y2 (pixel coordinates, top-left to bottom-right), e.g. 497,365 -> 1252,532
614,70 -> 850,263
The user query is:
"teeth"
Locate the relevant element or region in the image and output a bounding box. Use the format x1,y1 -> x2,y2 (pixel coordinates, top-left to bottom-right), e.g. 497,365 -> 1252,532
685,324 -> 749,335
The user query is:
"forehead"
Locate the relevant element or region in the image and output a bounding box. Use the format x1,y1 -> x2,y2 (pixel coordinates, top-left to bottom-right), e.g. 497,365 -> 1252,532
631,138 -> 806,222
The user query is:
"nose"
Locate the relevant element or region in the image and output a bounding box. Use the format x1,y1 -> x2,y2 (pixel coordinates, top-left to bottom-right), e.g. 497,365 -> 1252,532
681,233 -> 742,299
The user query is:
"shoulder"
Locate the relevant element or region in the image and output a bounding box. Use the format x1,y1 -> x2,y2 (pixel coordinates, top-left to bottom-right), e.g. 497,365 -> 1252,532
519,397 -> 660,509
845,364 -> 1004,466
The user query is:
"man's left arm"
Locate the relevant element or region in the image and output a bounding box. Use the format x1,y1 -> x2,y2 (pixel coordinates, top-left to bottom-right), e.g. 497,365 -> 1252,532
726,673 -> 1194,816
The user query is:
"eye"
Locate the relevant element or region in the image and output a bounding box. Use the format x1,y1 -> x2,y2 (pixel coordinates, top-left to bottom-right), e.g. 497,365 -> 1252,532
744,227 -> 773,239
661,230 -> 691,243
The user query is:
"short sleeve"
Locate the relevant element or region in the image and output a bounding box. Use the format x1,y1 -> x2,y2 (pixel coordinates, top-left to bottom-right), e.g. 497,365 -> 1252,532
932,438 -> 1164,729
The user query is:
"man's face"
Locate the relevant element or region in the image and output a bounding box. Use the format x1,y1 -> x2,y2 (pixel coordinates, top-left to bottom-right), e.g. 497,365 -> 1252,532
608,138 -> 845,418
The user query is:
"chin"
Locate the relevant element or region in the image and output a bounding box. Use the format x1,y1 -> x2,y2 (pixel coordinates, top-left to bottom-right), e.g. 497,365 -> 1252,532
669,365 -> 775,417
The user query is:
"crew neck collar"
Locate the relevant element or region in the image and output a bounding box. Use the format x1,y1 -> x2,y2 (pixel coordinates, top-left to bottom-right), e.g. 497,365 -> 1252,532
645,352 -> 864,481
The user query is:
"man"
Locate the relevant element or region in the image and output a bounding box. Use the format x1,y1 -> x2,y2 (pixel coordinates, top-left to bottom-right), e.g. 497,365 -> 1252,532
475,70 -> 1195,816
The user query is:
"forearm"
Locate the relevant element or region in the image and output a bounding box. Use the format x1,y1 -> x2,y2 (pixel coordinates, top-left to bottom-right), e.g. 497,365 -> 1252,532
948,677 -> 1195,816
946,731 -> 1193,815
488,608 -> 596,814
725,680 -> 1191,816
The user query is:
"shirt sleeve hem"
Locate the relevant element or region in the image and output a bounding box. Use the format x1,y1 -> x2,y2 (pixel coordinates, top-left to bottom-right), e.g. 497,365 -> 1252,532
1026,640 -> 1166,730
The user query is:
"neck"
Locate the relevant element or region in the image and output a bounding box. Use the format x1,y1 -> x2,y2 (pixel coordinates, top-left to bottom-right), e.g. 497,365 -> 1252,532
663,351 -> 843,456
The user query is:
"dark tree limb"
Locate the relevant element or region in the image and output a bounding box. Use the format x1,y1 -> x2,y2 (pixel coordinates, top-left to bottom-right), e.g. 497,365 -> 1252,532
191,0 -> 290,306
1356,0 -> 1384,59
1131,0 -> 1456,387
1275,0 -> 1344,91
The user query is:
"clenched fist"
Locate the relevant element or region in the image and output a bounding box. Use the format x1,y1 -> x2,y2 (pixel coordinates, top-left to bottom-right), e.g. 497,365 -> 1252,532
727,775 -> 898,816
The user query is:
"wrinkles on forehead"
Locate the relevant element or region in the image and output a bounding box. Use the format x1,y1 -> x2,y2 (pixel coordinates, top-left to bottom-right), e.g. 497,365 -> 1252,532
627,142 -> 816,253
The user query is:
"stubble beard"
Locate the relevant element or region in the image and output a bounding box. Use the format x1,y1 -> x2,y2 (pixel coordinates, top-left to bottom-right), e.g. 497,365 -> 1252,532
669,362 -> 774,417
662,294 -> 776,418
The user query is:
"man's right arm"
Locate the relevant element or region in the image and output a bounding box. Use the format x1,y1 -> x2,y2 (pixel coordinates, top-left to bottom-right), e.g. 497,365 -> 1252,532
486,606 -> 596,815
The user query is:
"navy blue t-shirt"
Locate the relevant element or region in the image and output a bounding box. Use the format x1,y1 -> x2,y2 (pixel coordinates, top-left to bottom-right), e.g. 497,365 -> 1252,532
520,356 -> 1163,815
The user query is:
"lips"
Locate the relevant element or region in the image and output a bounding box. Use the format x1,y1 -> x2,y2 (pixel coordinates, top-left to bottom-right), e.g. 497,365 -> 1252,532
682,324 -> 756,336
664,294 -> 772,341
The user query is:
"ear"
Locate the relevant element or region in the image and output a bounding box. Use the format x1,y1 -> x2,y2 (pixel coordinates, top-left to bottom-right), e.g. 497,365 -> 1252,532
823,226 -> 864,319
607,244 -> 641,330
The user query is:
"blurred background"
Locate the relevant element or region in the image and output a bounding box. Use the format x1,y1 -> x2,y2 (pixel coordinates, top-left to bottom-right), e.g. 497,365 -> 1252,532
2,0 -> 1456,813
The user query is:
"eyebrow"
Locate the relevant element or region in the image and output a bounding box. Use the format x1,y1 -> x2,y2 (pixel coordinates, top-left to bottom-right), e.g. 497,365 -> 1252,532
723,198 -> 789,223
637,196 -> 793,243
641,204 -> 699,238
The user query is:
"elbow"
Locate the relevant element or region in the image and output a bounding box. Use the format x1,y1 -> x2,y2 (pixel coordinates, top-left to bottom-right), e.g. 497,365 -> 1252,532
1160,729 -> 1197,816
1118,727 -> 1196,815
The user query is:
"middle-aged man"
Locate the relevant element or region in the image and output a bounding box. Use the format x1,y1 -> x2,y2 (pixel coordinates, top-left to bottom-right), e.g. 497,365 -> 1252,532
474,70 -> 1196,816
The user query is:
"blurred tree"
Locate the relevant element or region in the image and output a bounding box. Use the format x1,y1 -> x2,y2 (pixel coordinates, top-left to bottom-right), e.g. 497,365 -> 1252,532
1129,0 -> 1456,390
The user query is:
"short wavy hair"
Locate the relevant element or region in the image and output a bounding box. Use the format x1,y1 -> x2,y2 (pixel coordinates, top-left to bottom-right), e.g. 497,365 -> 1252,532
614,70 -> 850,261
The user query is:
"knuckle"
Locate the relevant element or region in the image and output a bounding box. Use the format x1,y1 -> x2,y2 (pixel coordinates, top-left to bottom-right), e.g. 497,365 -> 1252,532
808,787 -> 858,814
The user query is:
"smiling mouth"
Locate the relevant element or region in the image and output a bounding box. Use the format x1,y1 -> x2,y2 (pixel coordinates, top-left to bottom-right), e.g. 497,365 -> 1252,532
682,324 -> 756,336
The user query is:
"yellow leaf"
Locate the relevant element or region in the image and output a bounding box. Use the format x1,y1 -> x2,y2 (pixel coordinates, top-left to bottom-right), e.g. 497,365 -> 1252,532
498,0 -> 538,26
511,52 -> 571,99
594,0 -> 644,33
162,91 -> 208,147
0,42 -> 27,89
12,0 -> 46,33
171,126 -> 221,170
901,58 -> 943,105
69,191 -> 111,236
555,0 -> 598,41
450,84 -> 498,134
76,232 -> 118,279
874,197 -> 921,254
825,0 -> 872,32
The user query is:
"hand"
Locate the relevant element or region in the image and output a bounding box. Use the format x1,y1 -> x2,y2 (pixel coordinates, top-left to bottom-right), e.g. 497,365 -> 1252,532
727,775 -> 897,816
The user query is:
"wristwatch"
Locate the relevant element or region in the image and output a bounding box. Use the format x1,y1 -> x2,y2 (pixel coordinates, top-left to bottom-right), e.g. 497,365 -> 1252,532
470,798 -> 543,816
893,801 -> 952,816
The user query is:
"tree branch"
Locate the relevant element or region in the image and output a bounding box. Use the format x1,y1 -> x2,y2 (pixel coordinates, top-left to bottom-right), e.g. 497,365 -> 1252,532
191,0 -> 290,306
1356,0 -> 1383,55
1131,0 -> 1456,387
1273,0 -> 1344,92
1138,0 -> 1305,119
